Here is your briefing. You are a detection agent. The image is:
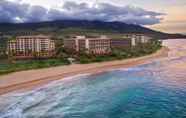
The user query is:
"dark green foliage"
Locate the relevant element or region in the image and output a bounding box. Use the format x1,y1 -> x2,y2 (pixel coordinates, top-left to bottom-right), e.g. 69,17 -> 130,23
0,59 -> 70,75
0,37 -> 8,59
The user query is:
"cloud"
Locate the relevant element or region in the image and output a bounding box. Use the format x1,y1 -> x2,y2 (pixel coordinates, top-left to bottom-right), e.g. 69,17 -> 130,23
0,0 -> 165,25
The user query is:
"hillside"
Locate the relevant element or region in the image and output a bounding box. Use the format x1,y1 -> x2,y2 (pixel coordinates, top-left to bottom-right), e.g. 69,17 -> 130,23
0,20 -> 185,39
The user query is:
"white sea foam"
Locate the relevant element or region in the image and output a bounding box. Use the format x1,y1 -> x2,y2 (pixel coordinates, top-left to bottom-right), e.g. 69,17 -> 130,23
110,67 -> 144,72
0,91 -> 47,118
41,73 -> 91,88
0,107 -> 23,118
0,74 -> 93,118
0,73 -> 91,98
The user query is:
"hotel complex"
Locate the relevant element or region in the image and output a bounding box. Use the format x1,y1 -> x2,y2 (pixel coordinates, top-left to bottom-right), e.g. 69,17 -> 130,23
110,38 -> 132,49
64,35 -> 111,54
8,35 -> 55,59
64,34 -> 152,54
123,34 -> 152,46
7,34 -> 151,59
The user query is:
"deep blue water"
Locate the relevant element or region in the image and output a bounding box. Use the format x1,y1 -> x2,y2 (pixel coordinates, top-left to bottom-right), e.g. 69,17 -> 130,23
1,39 -> 186,118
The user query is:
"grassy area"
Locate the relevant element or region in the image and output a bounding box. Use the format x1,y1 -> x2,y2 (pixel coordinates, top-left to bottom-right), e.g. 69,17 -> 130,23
0,59 -> 70,75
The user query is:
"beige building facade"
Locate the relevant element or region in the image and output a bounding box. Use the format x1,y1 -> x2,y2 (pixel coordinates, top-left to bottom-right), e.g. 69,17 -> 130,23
64,35 -> 111,55
8,35 -> 55,59
123,34 -> 152,46
64,34 -> 152,55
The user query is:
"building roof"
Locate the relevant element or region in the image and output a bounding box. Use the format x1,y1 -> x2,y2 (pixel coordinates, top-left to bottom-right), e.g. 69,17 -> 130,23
68,35 -> 110,40
111,38 -> 131,40
16,34 -> 51,39
123,33 -> 151,36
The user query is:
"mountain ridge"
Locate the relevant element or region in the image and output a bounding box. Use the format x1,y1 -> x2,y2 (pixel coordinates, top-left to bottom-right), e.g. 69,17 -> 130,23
0,20 -> 185,39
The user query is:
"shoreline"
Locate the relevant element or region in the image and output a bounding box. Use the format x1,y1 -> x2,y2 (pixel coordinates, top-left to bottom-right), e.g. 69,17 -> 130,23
0,47 -> 169,95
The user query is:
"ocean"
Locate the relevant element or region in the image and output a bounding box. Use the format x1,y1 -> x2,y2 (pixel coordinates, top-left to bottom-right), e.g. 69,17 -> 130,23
0,39 -> 186,118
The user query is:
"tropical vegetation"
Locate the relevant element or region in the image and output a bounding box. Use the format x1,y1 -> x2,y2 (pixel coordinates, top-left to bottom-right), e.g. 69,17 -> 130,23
76,40 -> 162,64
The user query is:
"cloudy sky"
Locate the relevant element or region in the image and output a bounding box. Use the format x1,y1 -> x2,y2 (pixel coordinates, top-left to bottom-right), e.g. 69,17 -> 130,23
1,0 -> 186,34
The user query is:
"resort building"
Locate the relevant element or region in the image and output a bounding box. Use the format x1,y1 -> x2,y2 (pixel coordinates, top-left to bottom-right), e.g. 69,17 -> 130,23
123,34 -> 152,46
110,38 -> 132,49
8,35 -> 55,59
64,35 -> 111,55
64,34 -> 152,55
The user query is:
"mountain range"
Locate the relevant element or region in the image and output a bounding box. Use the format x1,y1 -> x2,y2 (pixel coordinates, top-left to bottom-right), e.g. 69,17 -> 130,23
0,20 -> 185,39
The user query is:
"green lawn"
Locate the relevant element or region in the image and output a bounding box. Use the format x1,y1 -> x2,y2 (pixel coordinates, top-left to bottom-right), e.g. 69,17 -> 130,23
0,59 -> 70,75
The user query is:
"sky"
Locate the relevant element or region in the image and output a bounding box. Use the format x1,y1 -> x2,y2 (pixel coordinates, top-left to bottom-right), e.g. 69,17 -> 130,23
1,0 -> 186,34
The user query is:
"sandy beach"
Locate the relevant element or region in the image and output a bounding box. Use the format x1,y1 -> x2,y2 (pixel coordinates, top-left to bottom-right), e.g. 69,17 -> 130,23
0,47 -> 169,95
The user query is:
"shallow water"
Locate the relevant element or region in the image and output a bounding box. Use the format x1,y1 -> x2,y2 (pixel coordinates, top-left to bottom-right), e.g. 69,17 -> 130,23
0,39 -> 186,118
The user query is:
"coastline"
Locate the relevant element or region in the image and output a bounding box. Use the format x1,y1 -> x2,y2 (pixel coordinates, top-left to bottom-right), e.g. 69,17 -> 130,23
0,47 -> 169,95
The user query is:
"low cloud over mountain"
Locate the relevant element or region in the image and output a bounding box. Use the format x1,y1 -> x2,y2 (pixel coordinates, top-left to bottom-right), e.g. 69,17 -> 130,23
0,0 -> 165,25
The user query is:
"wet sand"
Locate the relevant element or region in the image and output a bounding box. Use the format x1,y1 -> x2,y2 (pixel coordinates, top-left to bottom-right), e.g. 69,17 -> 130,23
0,47 -> 169,95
